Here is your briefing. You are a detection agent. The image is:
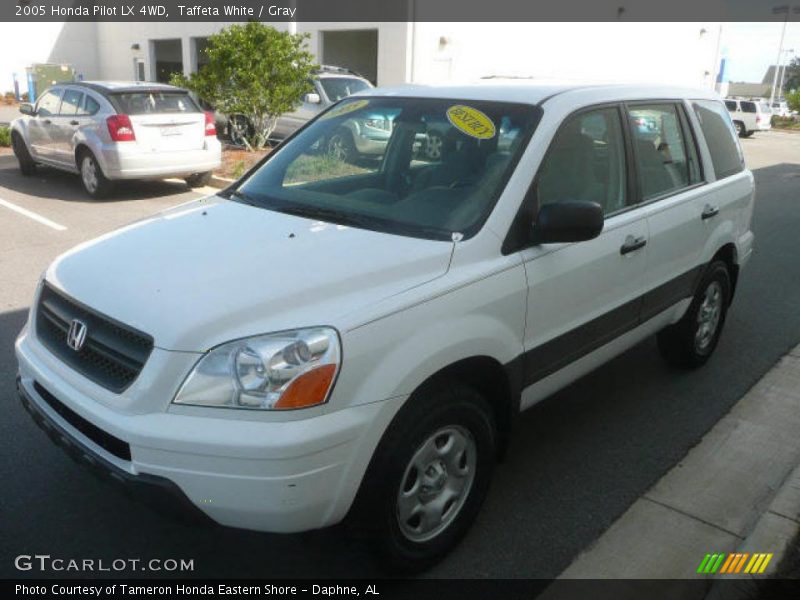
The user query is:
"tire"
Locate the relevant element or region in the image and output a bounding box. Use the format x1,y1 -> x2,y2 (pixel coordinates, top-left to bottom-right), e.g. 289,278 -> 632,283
78,150 -> 113,199
657,260 -> 731,368
734,121 -> 746,137
185,171 -> 213,188
742,131 -> 755,138
228,115 -> 252,147
327,129 -> 357,164
11,132 -> 36,176
348,380 -> 496,573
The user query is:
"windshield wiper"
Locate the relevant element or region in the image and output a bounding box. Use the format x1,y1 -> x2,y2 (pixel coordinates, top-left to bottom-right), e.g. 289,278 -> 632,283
226,189 -> 260,206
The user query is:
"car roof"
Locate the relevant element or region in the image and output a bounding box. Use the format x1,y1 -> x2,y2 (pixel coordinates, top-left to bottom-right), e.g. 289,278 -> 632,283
359,80 -> 721,106
65,81 -> 186,94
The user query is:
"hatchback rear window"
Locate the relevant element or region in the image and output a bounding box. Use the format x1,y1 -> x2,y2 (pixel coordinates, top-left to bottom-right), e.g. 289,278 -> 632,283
109,91 -> 200,115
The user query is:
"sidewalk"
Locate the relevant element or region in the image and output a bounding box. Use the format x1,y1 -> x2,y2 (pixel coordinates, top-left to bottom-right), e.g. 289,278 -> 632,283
551,343 -> 800,587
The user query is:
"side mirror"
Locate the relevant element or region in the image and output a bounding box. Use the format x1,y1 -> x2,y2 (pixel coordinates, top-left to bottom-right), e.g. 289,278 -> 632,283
19,103 -> 35,116
532,201 -> 604,244
305,92 -> 321,104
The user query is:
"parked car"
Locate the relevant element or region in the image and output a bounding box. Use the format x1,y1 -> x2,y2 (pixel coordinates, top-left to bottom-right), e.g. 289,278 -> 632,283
16,82 -> 754,572
212,66 -> 374,147
724,98 -> 772,137
10,81 -> 222,198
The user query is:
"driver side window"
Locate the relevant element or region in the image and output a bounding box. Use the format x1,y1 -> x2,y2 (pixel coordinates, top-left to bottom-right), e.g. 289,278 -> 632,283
537,107 -> 627,215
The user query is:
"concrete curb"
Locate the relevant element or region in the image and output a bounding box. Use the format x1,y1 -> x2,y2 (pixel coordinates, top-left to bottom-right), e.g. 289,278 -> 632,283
209,175 -> 235,190
549,343 -> 800,587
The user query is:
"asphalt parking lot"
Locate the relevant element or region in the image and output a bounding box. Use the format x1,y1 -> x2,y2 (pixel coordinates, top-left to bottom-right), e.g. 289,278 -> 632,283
1,131 -> 800,579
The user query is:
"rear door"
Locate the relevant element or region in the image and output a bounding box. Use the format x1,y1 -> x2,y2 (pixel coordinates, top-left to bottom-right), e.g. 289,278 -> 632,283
112,90 -> 205,153
50,87 -> 84,166
627,101 -> 709,321
519,104 -> 649,389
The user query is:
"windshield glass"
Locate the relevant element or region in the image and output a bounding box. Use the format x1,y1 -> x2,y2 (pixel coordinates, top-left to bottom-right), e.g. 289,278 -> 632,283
318,77 -> 371,101
234,97 -> 540,240
110,92 -> 200,115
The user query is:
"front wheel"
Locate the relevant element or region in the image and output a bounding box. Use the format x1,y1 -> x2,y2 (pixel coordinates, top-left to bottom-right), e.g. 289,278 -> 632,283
11,132 -> 36,176
327,129 -> 357,164
348,381 -> 496,573
79,151 -> 113,199
657,261 -> 731,368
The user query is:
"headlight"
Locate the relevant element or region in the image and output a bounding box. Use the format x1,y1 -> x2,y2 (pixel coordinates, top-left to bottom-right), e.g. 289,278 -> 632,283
173,327 -> 340,410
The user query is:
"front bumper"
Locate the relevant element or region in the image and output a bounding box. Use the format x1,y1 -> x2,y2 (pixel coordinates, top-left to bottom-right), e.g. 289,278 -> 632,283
16,331 -> 404,533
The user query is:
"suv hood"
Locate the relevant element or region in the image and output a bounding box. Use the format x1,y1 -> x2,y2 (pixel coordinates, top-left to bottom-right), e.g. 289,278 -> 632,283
46,197 -> 453,351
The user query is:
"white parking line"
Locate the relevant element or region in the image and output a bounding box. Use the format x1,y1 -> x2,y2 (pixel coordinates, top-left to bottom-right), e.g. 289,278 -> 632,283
0,198 -> 67,231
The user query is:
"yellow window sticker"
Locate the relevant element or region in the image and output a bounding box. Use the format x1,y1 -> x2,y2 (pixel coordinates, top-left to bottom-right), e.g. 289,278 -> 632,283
446,105 -> 496,139
320,99 -> 370,120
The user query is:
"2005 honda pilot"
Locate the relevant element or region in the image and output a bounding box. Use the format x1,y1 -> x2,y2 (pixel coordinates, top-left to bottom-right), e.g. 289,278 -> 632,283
16,82 -> 754,571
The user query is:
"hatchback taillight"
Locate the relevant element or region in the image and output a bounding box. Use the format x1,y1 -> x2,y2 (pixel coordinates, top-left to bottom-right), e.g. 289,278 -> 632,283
204,111 -> 217,137
107,114 -> 136,142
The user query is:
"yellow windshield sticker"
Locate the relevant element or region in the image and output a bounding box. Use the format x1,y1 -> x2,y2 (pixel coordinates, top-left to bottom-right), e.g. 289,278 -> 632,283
446,105 -> 496,139
321,99 -> 370,120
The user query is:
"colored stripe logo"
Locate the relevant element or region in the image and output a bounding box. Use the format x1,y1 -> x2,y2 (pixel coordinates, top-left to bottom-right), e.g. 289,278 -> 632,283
697,552 -> 773,574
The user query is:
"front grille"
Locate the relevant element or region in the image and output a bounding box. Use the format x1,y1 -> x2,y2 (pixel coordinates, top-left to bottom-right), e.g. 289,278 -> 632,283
36,284 -> 154,393
33,380 -> 132,461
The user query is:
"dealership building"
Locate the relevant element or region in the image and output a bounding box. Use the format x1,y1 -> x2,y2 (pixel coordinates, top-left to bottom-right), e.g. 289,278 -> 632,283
5,21 -> 723,95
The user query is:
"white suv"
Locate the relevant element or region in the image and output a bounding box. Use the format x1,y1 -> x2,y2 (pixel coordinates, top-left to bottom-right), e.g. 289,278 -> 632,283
16,83 -> 754,571
724,98 -> 772,137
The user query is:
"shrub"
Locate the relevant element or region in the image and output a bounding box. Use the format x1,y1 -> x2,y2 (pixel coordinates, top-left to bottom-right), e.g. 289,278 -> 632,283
786,90 -> 800,114
0,127 -> 11,147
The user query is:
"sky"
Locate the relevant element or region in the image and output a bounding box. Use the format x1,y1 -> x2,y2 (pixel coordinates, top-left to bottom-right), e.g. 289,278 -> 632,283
721,22 -> 800,82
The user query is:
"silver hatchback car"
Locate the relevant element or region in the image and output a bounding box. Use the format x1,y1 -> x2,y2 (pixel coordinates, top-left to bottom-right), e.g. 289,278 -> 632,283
10,81 -> 222,198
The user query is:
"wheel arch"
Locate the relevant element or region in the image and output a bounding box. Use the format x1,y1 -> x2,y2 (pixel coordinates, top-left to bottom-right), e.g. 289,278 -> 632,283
710,242 -> 739,303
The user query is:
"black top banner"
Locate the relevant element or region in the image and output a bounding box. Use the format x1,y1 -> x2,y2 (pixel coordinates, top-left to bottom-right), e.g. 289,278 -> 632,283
5,0 -> 800,23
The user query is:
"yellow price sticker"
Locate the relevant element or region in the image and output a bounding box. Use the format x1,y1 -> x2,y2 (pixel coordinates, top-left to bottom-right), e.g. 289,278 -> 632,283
446,105 -> 496,139
320,98 -> 370,120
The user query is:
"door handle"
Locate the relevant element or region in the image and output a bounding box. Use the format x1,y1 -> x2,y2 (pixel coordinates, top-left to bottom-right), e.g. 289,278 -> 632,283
620,235 -> 647,255
701,205 -> 720,220
69,120 -> 79,126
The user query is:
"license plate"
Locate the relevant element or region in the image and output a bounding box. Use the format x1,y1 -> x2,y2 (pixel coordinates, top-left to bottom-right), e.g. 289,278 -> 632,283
160,126 -> 181,137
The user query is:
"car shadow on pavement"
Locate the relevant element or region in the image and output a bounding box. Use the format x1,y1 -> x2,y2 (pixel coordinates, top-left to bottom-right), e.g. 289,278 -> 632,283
0,156 -> 194,203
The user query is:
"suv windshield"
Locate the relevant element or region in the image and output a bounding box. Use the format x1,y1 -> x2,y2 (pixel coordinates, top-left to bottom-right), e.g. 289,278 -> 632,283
233,97 -> 540,240
110,91 -> 200,115
318,77 -> 371,102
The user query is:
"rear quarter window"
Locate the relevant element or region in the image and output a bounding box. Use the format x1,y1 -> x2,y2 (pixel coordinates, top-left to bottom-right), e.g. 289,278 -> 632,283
110,91 -> 200,115
740,101 -> 756,113
692,100 -> 745,180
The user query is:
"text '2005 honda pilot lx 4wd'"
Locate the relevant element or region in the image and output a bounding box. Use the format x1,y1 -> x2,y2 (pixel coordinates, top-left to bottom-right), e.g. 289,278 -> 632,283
16,82 -> 754,571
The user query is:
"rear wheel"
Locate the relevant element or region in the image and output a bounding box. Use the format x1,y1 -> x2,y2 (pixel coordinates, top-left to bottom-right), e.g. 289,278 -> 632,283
185,171 -> 212,188
348,380 -> 496,573
11,132 -> 36,176
79,150 -> 113,199
657,261 -> 731,368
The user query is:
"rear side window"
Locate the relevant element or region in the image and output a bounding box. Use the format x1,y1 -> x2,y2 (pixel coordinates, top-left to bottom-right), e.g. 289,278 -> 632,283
692,100 -> 744,180
59,89 -> 83,115
110,92 -> 200,115
724,100 -> 737,111
79,95 -> 101,116
740,101 -> 756,113
628,103 -> 696,200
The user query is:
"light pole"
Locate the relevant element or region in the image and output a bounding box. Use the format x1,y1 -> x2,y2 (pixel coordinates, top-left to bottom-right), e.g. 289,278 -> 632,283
769,6 -> 792,107
777,49 -> 795,101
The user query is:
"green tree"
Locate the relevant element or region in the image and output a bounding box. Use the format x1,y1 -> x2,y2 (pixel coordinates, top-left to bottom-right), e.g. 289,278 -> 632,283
172,23 -> 316,150
786,90 -> 800,114
784,57 -> 800,95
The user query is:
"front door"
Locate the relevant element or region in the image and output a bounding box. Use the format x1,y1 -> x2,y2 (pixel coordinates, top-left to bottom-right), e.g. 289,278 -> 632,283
518,105 -> 649,399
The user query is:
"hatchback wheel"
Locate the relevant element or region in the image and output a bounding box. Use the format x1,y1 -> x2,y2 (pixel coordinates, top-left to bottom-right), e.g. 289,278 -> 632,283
349,380 -> 495,573
734,121 -> 746,138
79,151 -> 113,199
12,132 -> 36,176
185,172 -> 213,188
658,260 -> 731,368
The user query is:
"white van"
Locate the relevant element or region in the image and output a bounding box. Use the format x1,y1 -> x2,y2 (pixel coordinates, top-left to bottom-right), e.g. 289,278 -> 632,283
17,82 -> 755,571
